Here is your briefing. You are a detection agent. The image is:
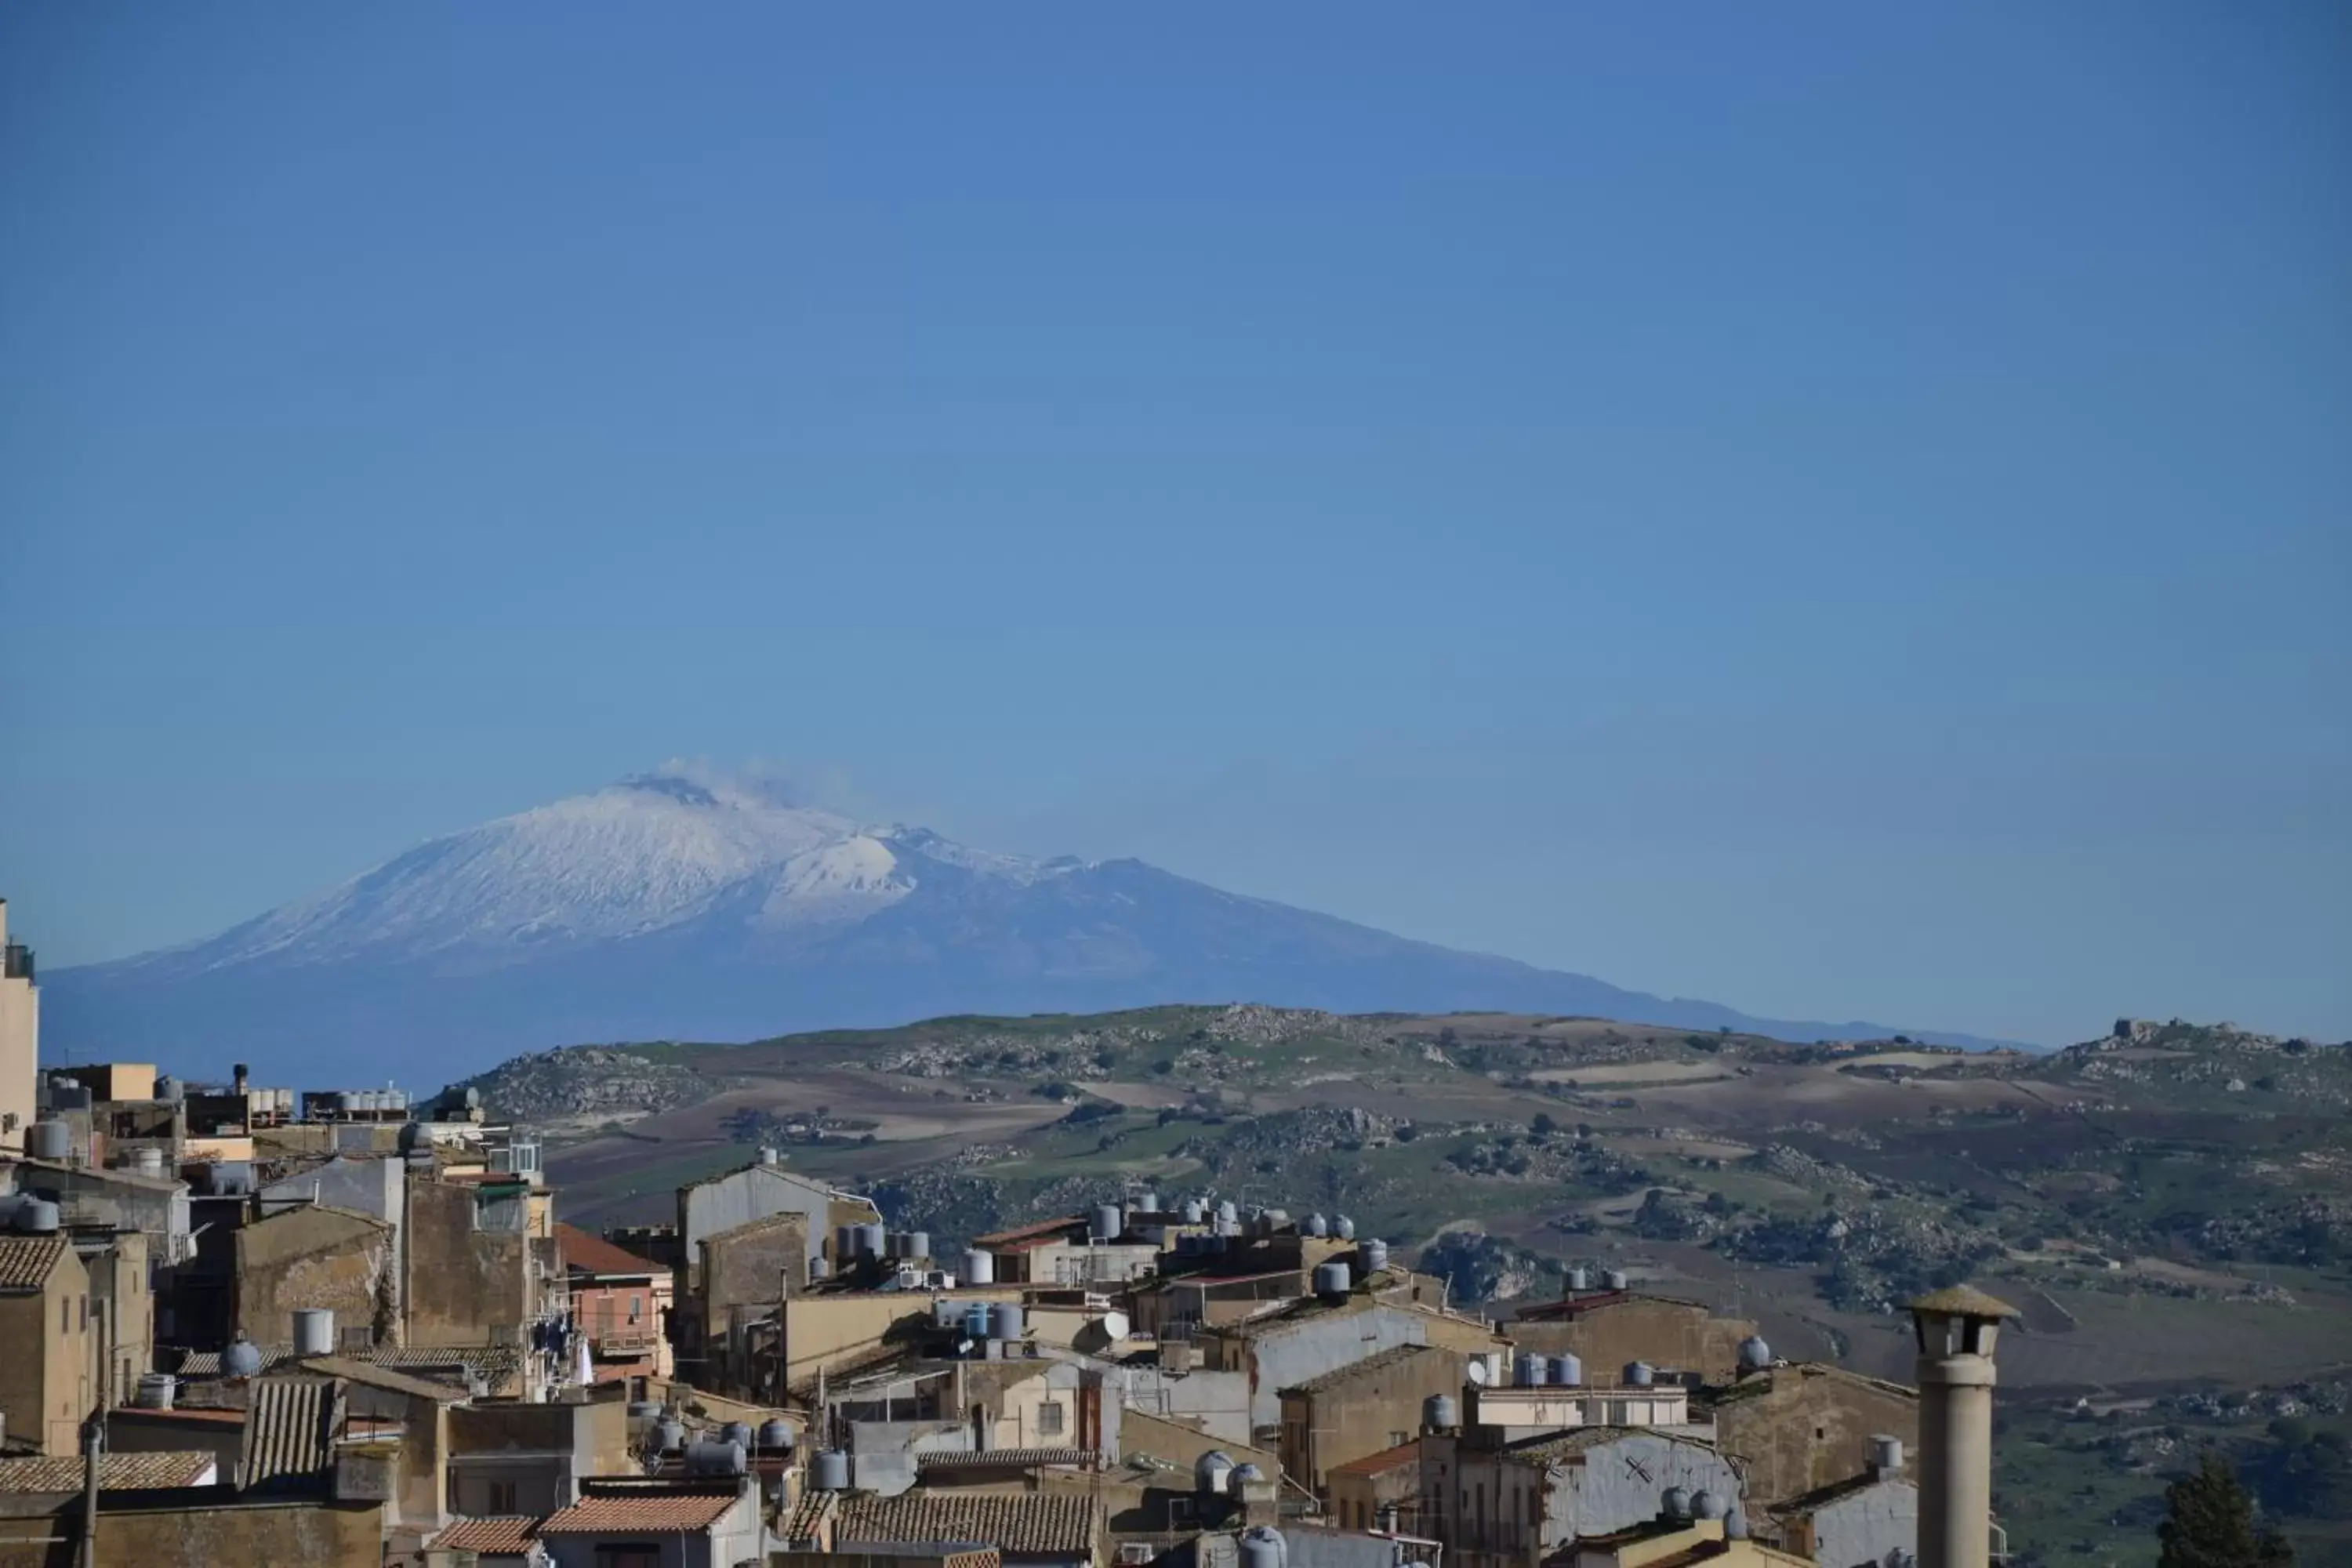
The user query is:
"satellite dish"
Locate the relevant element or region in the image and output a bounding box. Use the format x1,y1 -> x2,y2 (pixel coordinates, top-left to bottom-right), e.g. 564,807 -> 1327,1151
1101,1311 -> 1132,1342
1465,1360 -> 1490,1385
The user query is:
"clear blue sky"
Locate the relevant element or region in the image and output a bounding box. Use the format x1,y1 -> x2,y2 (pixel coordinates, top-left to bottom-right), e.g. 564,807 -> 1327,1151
2,4 -> 2345,1045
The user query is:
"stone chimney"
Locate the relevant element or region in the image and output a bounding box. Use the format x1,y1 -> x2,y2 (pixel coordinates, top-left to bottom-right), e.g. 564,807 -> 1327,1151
1908,1285 -> 2017,1568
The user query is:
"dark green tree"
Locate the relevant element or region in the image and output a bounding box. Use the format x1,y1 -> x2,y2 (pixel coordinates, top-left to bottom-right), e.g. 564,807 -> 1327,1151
2158,1450 -> 2294,1568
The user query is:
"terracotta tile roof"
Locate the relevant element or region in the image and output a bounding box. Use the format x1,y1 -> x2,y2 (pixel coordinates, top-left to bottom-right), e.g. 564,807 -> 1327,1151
0,1234 -> 70,1290
1283,1342 -> 1446,1396
368,1344 -> 524,1375
429,1515 -> 543,1554
238,1376 -> 341,1490
971,1217 -> 1083,1248
539,1483 -> 744,1534
1510,1289 -> 1707,1323
833,1490 -> 1102,1555
1329,1440 -> 1422,1479
916,1448 -> 1098,1471
170,1341 -> 521,1381
782,1488 -> 838,1544
169,1343 -> 297,1377
557,1221 -> 664,1278
0,1450 -> 219,1492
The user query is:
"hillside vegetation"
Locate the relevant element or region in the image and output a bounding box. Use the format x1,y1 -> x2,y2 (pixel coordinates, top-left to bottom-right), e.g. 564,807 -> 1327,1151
477,1006 -> 2350,1567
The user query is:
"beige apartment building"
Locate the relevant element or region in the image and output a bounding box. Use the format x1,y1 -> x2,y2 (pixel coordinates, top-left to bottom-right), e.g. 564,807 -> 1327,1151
0,1231 -> 98,1454
0,898 -> 36,1157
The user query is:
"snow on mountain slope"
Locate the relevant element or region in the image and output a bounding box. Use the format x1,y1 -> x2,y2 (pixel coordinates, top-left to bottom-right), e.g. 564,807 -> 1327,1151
131,771 -> 1029,975
47,766 -> 2015,1083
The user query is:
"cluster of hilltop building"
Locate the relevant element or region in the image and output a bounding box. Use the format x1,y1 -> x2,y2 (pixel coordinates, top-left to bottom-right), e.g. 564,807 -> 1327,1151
0,896 -> 2013,1568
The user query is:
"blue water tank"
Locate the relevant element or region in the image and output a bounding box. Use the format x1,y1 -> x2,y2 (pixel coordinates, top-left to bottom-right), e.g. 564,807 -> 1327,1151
688,1438 -> 746,1475
1517,1354 -> 1552,1387
1241,1525 -> 1287,1568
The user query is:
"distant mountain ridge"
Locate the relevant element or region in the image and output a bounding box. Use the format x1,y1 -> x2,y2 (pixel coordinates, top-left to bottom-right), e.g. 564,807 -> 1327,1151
44,768 -> 2020,1087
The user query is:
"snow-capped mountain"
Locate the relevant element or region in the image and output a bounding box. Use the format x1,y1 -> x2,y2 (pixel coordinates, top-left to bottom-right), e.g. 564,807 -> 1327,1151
158,773 -> 1041,972
45,768 -> 2004,1086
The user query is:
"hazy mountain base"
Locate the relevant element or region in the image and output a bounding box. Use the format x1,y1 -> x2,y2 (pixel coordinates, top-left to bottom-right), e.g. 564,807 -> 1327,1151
41,772 -> 2019,1087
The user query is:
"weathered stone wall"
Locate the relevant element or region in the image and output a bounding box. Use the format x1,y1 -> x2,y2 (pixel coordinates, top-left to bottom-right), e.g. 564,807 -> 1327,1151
0,1495 -> 385,1568
0,1290 -> 64,1456
677,1163 -> 876,1290
234,1206 -> 393,1348
705,1214 -> 808,1310
405,1179 -> 531,1348
781,1294 -> 931,1388
1280,1346 -> 1465,1494
1712,1364 -> 1918,1506
1505,1297 -> 1756,1385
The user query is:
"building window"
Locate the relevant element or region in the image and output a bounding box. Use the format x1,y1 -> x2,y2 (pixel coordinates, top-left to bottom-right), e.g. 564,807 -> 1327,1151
594,1548 -> 660,1568
488,1480 -> 518,1513
629,1294 -> 642,1323
1037,1400 -> 1065,1436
